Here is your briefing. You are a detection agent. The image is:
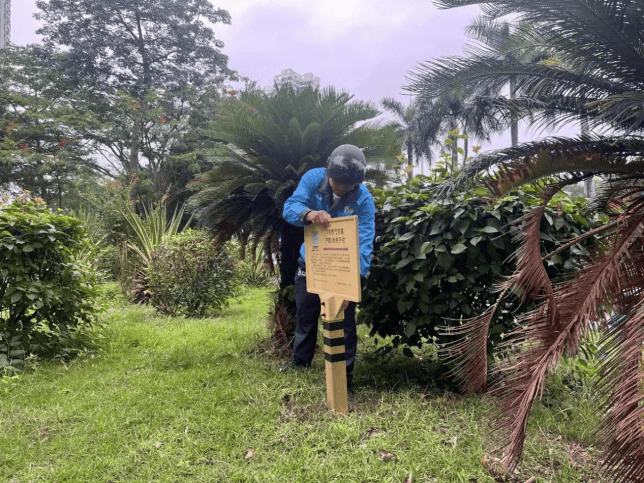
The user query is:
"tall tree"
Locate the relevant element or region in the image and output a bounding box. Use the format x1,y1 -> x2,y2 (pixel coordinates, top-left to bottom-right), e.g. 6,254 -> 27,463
188,85 -> 399,341
380,97 -> 435,178
465,15 -> 520,146
34,0 -> 235,191
415,93 -> 505,173
409,0 -> 644,480
0,46 -> 103,207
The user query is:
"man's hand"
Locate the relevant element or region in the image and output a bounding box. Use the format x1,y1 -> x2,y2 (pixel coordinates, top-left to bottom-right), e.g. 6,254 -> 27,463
306,210 -> 331,229
340,300 -> 350,311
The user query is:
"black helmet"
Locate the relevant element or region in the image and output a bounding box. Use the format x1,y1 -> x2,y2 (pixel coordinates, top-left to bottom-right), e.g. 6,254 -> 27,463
326,144 -> 366,186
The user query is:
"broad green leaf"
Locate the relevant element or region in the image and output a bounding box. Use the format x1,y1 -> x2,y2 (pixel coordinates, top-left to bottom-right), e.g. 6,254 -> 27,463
420,242 -> 433,254
406,279 -> 415,293
451,243 -> 467,254
395,257 -> 415,270
554,216 -> 564,230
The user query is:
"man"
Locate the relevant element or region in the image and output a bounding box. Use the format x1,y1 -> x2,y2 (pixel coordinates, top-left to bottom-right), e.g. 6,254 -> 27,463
281,144 -> 376,389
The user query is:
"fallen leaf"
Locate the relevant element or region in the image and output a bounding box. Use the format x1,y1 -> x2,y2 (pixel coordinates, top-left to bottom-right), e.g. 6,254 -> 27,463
524,478 -> 537,483
155,442 -> 162,449
245,447 -> 254,461
480,454 -> 507,477
364,427 -> 380,438
379,449 -> 397,461
442,436 -> 458,446
184,426 -> 189,435
403,473 -> 413,483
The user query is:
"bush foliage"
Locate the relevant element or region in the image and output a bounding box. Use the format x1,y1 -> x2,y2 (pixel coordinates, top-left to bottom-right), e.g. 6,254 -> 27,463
147,230 -> 237,317
0,199 -> 101,372
359,174 -> 593,356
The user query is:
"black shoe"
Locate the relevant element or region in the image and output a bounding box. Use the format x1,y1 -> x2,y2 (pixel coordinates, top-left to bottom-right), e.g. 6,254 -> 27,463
278,358 -> 310,372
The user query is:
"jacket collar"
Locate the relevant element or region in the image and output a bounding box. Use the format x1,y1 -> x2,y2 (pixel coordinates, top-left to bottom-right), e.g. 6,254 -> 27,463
317,171 -> 360,205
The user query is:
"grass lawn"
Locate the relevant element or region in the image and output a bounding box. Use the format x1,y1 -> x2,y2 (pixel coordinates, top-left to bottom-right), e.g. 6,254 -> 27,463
0,285 -> 604,482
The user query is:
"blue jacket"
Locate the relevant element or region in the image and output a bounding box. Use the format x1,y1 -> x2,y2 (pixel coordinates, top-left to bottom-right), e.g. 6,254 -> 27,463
283,167 -> 375,277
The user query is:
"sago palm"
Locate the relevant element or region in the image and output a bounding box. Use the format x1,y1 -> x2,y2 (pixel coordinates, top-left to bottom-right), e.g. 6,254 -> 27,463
188,85 -> 399,341
408,0 -> 644,481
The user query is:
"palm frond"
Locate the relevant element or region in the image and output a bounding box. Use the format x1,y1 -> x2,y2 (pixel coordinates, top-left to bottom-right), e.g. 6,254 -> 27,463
381,97 -> 410,124
465,15 -> 512,52
189,83 -> 399,250
435,135 -> 644,198
490,209 -> 644,470
440,281 -> 513,394
433,1 -> 644,84
597,295 -> 644,482
407,55 -> 627,104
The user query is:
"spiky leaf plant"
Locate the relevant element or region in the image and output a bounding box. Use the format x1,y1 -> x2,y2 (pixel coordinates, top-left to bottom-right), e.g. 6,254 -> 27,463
187,85 -> 399,343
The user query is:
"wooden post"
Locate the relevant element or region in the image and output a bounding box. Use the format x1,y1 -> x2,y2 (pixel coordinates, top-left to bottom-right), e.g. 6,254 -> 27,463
320,294 -> 348,416
303,216 -> 360,416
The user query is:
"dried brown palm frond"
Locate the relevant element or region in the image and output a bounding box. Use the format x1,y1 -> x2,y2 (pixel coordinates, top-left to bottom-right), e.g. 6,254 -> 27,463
491,210 -> 644,470
438,149 -> 644,474
592,227 -> 644,481
440,178 -> 581,393
439,281 -> 513,394
412,0 -> 644,478
440,214 -> 620,393
431,135 -> 644,199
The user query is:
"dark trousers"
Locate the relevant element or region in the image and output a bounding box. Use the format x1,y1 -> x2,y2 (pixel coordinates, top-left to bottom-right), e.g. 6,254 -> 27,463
293,270 -> 357,386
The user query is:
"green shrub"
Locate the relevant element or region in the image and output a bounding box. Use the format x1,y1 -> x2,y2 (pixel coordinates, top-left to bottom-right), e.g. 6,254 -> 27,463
359,175 -> 594,357
95,244 -> 120,280
0,199 -> 101,372
80,178 -> 137,245
237,244 -> 275,288
146,230 -> 237,317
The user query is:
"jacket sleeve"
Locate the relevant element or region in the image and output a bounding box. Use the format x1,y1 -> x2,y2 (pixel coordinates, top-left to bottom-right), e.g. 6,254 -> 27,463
283,169 -> 317,227
357,193 -> 376,277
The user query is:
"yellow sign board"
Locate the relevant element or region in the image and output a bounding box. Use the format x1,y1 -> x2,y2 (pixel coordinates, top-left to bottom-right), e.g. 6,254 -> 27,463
304,215 -> 361,302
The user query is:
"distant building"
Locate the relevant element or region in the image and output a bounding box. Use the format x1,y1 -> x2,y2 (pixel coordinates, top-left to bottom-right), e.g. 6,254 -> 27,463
263,68 -> 320,94
0,0 -> 9,49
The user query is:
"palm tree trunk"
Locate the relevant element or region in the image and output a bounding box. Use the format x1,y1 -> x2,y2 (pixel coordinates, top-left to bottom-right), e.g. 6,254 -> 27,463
463,129 -> 469,161
580,116 -> 595,199
510,76 -> 518,147
407,144 -> 414,180
129,111 -> 143,175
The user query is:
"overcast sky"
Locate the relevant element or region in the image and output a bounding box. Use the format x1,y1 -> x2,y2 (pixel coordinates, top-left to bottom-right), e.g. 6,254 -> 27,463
10,0 -> 539,155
